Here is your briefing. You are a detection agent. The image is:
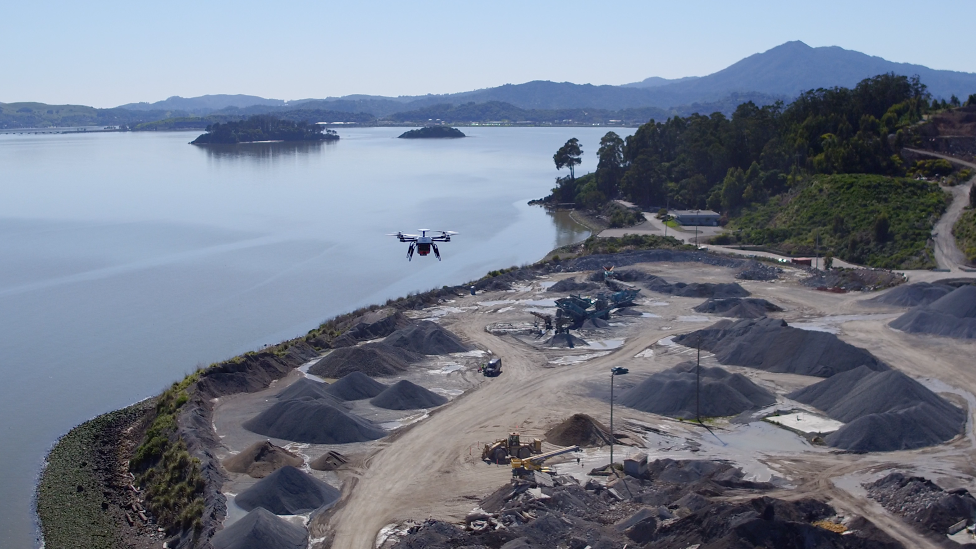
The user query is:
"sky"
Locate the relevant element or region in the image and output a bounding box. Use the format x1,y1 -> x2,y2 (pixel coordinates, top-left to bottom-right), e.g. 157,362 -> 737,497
3,0 -> 975,108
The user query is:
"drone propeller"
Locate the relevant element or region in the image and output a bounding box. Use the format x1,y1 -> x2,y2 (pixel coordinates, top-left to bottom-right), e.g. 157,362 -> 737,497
438,230 -> 459,235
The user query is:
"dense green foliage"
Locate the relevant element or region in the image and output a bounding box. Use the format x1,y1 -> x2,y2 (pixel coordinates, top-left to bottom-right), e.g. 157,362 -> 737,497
727,174 -> 947,268
190,115 -> 338,144
398,126 -> 465,138
953,209 -> 976,264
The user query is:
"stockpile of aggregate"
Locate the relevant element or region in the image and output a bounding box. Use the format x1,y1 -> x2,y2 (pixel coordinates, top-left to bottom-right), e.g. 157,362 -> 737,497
868,281 -> 955,307
801,268 -> 904,291
222,440 -> 303,478
369,380 -> 448,410
889,285 -> 976,339
323,371 -> 388,401
307,342 -> 421,378
589,269 -> 750,299
545,413 -> 614,447
383,320 -> 470,354
235,466 -> 340,515
736,262 -> 782,281
580,317 -> 610,329
789,365 -> 965,451
328,309 -> 411,348
275,378 -> 344,407
547,278 -> 601,293
562,249 -> 752,273
674,317 -> 890,377
211,507 -> 308,549
619,362 -> 776,419
242,399 -> 386,444
693,297 -> 783,318
865,472 -> 976,535
545,333 -> 587,348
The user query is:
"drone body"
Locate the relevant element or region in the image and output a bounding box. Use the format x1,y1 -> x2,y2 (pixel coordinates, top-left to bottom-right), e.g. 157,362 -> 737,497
388,229 -> 457,260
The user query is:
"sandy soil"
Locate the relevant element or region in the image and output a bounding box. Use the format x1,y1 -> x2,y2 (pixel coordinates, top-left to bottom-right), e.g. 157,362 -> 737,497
206,261 -> 976,549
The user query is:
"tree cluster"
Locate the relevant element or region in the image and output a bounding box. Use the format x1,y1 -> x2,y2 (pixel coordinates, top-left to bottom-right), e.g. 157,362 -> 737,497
190,115 -> 338,144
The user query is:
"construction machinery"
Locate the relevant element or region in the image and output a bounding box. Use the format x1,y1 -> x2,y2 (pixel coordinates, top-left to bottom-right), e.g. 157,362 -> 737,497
482,432 -> 542,463
511,444 -> 581,477
554,289 -> 640,328
529,311 -> 552,331
482,358 -> 502,377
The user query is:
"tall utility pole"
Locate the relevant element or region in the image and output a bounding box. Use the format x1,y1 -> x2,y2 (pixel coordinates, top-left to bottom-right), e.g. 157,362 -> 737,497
609,367 -> 629,470
815,231 -> 820,270
696,335 -> 702,424
695,209 -> 700,248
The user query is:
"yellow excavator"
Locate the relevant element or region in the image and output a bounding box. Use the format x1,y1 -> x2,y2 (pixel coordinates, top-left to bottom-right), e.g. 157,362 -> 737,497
510,444 -> 581,477
482,432 -> 542,463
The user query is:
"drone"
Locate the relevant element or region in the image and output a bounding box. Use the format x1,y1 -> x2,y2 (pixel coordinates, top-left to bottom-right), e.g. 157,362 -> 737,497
388,229 -> 458,261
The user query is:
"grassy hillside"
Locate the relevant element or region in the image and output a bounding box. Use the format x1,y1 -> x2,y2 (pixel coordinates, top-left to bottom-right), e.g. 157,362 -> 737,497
726,174 -> 948,269
953,209 -> 976,265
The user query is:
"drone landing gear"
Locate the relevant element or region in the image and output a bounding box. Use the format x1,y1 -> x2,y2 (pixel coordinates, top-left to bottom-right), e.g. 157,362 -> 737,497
432,243 -> 441,261
407,243 -> 415,261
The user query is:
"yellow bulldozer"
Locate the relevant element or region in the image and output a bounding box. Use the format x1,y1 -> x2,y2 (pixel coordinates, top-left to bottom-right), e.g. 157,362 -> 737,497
481,432 -> 542,464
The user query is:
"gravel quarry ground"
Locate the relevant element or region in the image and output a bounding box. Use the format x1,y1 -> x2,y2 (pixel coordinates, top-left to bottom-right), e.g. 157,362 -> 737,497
203,259 -> 976,549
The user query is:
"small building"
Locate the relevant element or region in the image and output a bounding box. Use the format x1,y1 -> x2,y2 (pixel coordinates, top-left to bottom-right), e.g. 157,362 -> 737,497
672,210 -> 721,226
623,452 -> 648,478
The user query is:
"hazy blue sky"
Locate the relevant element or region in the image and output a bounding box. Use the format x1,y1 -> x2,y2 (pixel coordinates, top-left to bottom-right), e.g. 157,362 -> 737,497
3,0 -> 974,107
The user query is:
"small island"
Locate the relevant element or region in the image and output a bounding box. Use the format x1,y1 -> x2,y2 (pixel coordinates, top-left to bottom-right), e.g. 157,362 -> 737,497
398,126 -> 466,139
190,115 -> 339,144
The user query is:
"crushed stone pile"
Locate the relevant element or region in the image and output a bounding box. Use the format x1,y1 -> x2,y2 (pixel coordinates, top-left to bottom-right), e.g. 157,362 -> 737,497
309,450 -> 348,471
865,472 -> 976,535
369,380 -> 448,410
868,281 -> 955,307
613,307 -> 642,316
544,413 -> 614,447
323,371 -> 388,401
547,278 -> 601,293
235,466 -> 340,515
587,269 -> 749,298
580,317 -> 610,329
693,297 -> 783,318
674,317 -> 889,377
801,268 -> 904,291
545,333 -> 587,348
328,309 -> 411,348
735,262 -> 783,281
222,440 -> 303,479
789,365 -> 965,451
211,507 -> 308,549
889,285 -> 976,339
619,363 -> 775,419
275,378 -> 344,407
242,399 -> 386,444
308,342 -> 422,378
383,320 -> 470,354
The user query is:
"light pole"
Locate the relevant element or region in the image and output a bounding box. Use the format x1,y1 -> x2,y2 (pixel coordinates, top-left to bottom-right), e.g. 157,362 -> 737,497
609,366 -> 629,470
695,209 -> 700,248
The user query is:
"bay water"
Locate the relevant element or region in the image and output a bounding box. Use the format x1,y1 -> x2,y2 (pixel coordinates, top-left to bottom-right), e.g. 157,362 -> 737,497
0,126 -> 631,546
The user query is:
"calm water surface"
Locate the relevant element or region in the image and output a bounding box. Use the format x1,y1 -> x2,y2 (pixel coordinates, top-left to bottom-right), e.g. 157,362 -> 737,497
0,126 -> 632,546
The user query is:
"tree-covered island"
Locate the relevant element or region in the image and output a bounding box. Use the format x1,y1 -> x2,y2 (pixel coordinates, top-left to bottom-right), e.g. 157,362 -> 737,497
190,115 -> 339,144
398,126 -> 466,138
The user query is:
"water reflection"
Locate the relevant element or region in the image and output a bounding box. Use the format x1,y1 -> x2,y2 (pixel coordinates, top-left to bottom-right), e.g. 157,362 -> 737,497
194,140 -> 335,162
546,208 -> 592,248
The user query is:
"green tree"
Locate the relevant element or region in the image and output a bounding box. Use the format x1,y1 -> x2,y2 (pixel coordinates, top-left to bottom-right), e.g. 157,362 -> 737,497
967,94 -> 976,107
554,138 -> 583,181
970,184 -> 976,209
950,95 -> 961,107
824,251 -> 834,270
873,213 -> 891,242
596,131 -> 625,198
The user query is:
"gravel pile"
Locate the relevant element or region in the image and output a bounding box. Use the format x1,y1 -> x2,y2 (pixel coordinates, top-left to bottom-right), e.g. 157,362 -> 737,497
235,466 -> 340,515
329,309 -> 411,348
242,399 -> 386,444
693,297 -> 783,318
801,268 -> 904,291
865,472 -> 976,535
674,318 -> 889,377
222,440 -> 303,479
544,414 -> 613,447
789,365 -> 965,451
735,263 -> 783,281
369,380 -> 448,410
889,285 -> 976,339
589,269 -> 750,298
547,278 -> 601,293
545,333 -> 587,348
868,282 -> 955,307
323,371 -> 389,401
275,378 -> 344,407
580,317 -> 610,329
308,342 -> 421,378
383,321 -> 470,354
211,507 -> 308,549
619,362 -> 775,419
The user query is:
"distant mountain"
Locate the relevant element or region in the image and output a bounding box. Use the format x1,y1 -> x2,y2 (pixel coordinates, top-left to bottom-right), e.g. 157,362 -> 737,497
621,76 -> 700,88
118,94 -> 288,113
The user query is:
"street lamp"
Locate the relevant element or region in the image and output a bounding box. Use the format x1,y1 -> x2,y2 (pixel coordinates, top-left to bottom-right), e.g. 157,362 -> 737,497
695,208 -> 700,248
609,366 -> 629,470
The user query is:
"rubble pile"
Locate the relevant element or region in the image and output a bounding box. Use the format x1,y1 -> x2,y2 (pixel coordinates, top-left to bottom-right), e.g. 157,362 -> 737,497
222,440 -> 303,479
865,472 -> 976,535
693,297 -> 783,318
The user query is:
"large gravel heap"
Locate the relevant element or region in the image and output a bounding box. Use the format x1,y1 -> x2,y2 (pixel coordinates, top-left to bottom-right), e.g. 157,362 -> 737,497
308,343 -> 421,378
383,320 -> 471,354
619,362 -> 775,419
674,318 -> 889,377
889,285 -> 976,339
865,472 -> 976,535
328,309 -> 411,348
211,507 -> 308,549
587,269 -> 750,298
547,278 -> 601,293
369,380 -> 448,410
545,414 -> 614,447
789,365 -> 965,451
242,398 -> 386,444
323,371 -> 388,401
235,466 -> 340,515
222,440 -> 303,479
693,297 -> 783,318
275,378 -> 344,407
868,281 -> 955,307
